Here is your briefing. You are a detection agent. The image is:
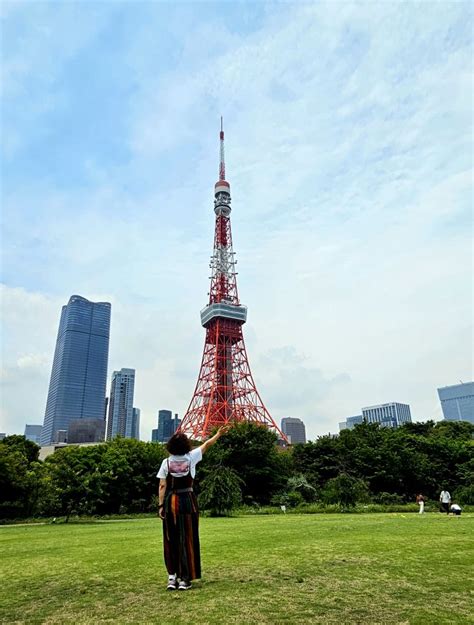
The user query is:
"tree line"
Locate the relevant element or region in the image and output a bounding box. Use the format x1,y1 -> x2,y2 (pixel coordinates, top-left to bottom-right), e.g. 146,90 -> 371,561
0,420 -> 472,520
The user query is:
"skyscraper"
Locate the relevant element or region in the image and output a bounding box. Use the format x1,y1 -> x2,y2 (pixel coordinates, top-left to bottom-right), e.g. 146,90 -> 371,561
106,368 -> 136,440
152,410 -> 181,443
41,295 -> 111,446
438,382 -> 474,423
362,402 -> 412,428
281,417 -> 307,444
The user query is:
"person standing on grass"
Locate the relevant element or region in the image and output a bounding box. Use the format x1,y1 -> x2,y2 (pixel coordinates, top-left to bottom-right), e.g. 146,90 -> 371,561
157,426 -> 228,591
439,488 -> 451,514
416,493 -> 425,514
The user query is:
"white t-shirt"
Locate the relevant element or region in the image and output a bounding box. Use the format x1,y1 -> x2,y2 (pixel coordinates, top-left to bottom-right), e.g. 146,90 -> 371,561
440,491 -> 451,503
450,504 -> 461,511
157,447 -> 203,480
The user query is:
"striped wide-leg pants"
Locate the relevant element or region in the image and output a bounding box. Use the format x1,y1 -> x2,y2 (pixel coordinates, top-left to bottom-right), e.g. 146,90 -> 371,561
163,492 -> 201,581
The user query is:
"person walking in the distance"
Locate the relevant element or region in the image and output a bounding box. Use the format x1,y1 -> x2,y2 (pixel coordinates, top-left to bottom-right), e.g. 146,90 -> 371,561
157,426 -> 228,590
439,488 -> 451,514
416,493 -> 425,514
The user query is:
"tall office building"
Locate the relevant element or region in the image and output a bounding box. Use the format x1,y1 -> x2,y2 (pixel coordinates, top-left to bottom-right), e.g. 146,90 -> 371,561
152,410 -> 181,443
362,402 -> 412,428
24,424 -> 43,444
106,368 -> 137,440
41,295 -> 111,446
438,382 -> 474,423
281,417 -> 306,444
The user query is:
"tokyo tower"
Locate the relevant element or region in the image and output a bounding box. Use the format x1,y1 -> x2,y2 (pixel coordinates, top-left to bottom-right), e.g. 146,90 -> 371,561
179,119 -> 287,442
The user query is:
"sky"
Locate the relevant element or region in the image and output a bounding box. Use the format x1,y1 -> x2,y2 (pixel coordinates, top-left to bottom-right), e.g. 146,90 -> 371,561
1,1 -> 472,441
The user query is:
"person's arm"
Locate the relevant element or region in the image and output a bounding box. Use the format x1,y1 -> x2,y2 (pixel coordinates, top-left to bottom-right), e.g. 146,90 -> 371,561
158,479 -> 167,519
199,426 -> 230,455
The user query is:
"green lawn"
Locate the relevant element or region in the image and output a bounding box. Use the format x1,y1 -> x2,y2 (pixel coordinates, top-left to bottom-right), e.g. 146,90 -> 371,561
1,514 -> 472,624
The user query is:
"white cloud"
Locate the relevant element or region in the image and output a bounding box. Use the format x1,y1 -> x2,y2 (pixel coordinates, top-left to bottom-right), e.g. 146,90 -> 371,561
16,353 -> 50,369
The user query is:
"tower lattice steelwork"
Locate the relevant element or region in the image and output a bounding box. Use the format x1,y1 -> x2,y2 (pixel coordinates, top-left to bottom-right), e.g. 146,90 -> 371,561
179,120 -> 287,442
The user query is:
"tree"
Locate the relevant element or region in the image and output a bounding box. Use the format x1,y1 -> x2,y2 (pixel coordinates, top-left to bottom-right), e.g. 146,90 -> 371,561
292,435 -> 341,489
1,435 -> 40,463
40,438 -> 167,518
322,473 -> 369,508
286,474 -> 317,502
198,422 -> 291,505
198,466 -> 243,516
0,436 -> 41,518
43,445 -> 103,520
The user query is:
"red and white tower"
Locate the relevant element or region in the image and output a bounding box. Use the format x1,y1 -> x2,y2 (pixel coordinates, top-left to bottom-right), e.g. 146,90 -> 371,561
179,119 -> 287,442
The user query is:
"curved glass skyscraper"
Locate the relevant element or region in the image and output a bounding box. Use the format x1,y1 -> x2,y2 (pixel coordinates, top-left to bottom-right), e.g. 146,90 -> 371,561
41,295 -> 111,445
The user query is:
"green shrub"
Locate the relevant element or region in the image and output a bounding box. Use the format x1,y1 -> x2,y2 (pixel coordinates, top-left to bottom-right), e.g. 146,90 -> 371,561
198,466 -> 243,516
453,485 -> 474,505
286,474 -> 317,502
287,491 -> 304,507
322,473 -> 370,507
373,492 -> 405,505
270,490 -> 304,508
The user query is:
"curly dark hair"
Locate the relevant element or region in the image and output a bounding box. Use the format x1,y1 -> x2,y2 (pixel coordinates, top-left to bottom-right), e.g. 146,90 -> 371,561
166,432 -> 192,455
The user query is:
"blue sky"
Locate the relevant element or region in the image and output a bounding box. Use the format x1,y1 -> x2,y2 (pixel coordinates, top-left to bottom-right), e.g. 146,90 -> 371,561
1,1 -> 472,440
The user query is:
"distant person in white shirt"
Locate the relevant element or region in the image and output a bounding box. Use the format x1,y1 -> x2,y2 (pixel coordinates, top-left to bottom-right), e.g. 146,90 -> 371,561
439,489 -> 451,514
450,503 -> 462,516
416,494 -> 425,514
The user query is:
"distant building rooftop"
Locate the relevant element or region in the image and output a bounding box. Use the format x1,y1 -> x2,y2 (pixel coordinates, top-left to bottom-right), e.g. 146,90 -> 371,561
39,441 -> 104,461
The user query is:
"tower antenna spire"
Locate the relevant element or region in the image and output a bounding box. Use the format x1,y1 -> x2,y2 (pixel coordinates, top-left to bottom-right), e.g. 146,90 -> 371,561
219,116 -> 225,181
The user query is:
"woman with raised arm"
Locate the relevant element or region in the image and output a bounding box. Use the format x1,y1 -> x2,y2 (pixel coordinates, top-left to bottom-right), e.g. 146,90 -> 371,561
157,426 -> 228,591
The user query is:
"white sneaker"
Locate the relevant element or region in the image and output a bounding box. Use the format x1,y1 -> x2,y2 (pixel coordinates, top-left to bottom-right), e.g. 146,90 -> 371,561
167,575 -> 177,591
178,579 -> 192,591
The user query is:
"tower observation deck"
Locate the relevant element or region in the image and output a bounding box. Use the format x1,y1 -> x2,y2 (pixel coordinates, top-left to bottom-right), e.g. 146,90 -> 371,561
178,119 -> 287,442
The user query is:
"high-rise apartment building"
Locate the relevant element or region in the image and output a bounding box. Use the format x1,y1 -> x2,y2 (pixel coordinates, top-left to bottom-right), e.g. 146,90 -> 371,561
281,417 -> 306,444
362,402 -> 412,428
152,410 -> 181,443
106,368 -> 137,440
41,295 -> 111,446
24,424 -> 43,444
438,382 -> 474,423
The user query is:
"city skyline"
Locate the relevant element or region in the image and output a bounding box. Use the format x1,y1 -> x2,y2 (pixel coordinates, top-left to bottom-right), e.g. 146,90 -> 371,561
152,409 -> 181,443
1,3 -> 472,441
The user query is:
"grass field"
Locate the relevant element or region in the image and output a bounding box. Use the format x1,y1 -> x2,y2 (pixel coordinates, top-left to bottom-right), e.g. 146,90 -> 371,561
1,513 -> 472,624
